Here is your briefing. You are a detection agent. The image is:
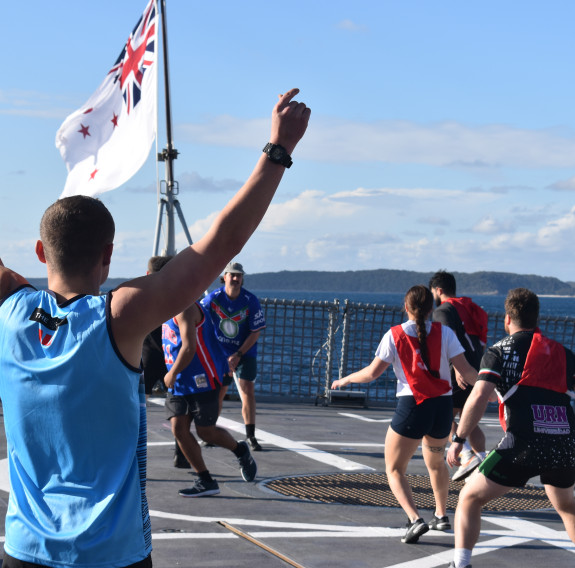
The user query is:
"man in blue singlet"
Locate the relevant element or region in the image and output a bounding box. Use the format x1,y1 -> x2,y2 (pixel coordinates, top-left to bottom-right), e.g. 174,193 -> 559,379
0,88 -> 310,567
446,288 -> 575,568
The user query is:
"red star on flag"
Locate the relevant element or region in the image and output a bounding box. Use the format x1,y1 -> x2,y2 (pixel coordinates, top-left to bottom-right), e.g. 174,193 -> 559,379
78,124 -> 91,138
111,113 -> 119,128
90,169 -> 98,180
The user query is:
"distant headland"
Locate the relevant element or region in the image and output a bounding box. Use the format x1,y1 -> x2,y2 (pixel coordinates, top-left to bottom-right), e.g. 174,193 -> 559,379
26,269 -> 575,297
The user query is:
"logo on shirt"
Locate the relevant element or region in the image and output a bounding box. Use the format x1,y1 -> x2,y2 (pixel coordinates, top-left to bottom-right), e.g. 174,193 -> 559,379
531,404 -> 570,435
29,308 -> 68,346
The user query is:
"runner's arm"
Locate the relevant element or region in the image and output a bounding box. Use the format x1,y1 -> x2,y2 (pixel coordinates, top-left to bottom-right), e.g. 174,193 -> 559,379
447,380 -> 494,467
451,353 -> 478,388
332,357 -> 390,389
229,330 -> 261,371
164,304 -> 201,390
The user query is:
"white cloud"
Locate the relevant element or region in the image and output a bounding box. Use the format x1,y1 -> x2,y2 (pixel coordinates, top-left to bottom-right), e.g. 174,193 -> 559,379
336,19 -> 367,32
548,176 -> 575,191
260,190 -> 361,232
177,115 -> 575,169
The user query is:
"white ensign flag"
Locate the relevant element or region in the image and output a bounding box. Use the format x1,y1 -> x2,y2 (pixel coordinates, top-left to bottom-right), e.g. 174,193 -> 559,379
56,0 -> 158,198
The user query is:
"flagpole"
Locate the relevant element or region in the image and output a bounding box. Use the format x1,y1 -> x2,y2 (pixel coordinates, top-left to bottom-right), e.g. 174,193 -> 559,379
155,0 -> 192,256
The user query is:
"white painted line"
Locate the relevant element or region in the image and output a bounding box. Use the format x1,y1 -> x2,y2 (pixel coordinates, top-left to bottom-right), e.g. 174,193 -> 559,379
384,517 -> 575,567
153,533 -> 236,540
338,412 -> 392,423
296,442 -> 386,447
148,398 -> 374,472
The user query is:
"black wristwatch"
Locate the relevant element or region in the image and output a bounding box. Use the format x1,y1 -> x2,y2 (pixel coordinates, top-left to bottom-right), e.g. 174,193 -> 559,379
263,143 -> 292,168
452,433 -> 466,444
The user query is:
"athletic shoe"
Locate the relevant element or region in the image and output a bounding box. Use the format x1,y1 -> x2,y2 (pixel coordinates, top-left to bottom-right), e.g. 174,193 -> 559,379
173,453 -> 191,469
401,518 -> 429,544
429,515 -> 451,531
237,441 -> 258,482
447,562 -> 472,568
178,478 -> 220,498
452,450 -> 481,482
246,436 -> 262,451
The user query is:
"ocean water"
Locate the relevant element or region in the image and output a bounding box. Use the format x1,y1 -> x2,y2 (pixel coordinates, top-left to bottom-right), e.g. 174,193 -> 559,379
252,290 -> 575,319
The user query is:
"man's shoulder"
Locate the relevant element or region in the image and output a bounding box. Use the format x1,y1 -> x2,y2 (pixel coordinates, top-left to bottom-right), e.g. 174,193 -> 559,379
432,301 -> 460,325
203,287 -> 224,302
241,287 -> 260,301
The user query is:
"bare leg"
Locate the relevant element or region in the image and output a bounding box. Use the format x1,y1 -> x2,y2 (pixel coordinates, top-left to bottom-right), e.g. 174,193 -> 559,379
218,384 -> 229,416
171,415 -> 208,473
422,434 -> 449,517
196,424 -> 238,452
237,378 -> 256,425
384,427 -> 422,521
454,472 -> 509,550
544,483 -> 575,542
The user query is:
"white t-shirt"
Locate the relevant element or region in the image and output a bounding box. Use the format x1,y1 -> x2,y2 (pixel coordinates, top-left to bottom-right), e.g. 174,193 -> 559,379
375,320 -> 464,397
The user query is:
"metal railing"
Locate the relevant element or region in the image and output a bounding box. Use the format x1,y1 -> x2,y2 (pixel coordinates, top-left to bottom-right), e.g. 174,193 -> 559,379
235,298 -> 575,406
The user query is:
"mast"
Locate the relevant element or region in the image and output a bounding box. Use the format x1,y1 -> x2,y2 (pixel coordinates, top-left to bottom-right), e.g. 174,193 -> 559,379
154,0 -> 193,256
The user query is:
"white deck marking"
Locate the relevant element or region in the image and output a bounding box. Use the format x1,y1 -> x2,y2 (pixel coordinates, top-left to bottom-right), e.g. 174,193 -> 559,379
148,397 -> 374,471
148,509 -> 575,567
337,412 -> 392,423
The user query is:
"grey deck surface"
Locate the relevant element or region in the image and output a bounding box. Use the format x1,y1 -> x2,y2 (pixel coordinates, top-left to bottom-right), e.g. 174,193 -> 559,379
0,398 -> 573,568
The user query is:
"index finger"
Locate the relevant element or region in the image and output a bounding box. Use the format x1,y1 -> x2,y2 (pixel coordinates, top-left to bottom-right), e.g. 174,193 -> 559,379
276,88 -> 300,111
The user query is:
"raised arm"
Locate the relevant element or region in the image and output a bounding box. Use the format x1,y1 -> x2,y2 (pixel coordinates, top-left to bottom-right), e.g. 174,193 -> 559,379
112,89 -> 310,366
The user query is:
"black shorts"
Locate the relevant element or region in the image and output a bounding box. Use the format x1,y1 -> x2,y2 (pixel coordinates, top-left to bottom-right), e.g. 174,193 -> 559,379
391,395 -> 453,440
480,448 -> 575,488
451,381 -> 472,410
222,356 -> 258,386
165,388 -> 220,427
2,552 -> 152,568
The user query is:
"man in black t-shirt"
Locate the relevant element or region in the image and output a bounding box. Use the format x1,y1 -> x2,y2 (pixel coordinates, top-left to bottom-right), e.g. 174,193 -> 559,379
430,270 -> 488,481
445,288 -> 575,568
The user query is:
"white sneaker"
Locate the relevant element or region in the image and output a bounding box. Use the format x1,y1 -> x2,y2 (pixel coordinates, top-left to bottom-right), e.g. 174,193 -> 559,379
452,450 -> 481,482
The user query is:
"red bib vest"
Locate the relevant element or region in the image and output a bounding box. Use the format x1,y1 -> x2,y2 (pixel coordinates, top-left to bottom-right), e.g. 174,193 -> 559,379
443,296 -> 488,344
498,330 -> 567,430
391,322 -> 451,405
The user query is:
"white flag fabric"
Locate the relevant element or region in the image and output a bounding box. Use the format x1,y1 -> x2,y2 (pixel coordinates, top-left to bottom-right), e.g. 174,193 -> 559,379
56,0 -> 158,198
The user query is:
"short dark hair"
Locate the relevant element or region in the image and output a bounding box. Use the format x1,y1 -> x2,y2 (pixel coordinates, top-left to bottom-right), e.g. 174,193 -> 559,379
40,196 -> 115,276
428,270 -> 456,296
504,288 -> 539,329
147,255 -> 173,274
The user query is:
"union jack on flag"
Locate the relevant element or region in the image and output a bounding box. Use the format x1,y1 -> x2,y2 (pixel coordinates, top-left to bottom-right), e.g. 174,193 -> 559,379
110,1 -> 156,115
56,0 -> 158,198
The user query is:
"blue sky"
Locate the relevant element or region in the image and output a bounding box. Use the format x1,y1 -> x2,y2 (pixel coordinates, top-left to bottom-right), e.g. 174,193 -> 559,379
2,1 -> 575,281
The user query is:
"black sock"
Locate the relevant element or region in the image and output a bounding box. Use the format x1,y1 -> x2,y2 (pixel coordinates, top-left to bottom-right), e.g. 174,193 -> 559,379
198,470 -> 214,483
246,424 -> 255,438
233,442 -> 247,457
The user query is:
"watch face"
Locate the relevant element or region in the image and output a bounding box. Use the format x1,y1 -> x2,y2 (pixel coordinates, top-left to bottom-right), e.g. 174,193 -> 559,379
271,147 -> 285,160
